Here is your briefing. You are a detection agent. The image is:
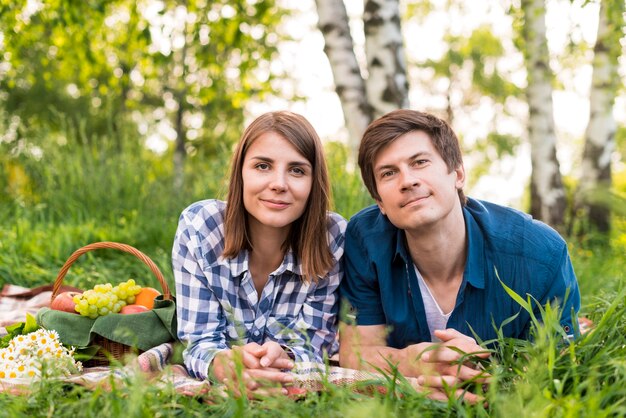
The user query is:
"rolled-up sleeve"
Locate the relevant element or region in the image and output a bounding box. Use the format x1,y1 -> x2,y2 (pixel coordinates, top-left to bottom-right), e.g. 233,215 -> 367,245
172,211 -> 228,380
340,219 -> 386,326
541,244 -> 581,338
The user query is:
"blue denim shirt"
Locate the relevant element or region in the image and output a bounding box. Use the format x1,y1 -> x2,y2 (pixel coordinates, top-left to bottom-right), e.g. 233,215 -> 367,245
341,198 -> 580,347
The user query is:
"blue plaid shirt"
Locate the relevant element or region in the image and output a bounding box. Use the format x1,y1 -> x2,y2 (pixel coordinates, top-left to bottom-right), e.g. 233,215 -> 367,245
173,199 -> 346,380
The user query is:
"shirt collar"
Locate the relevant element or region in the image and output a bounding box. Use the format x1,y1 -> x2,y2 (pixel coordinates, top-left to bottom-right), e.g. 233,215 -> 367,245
391,205 -> 486,290
393,227 -> 411,264
225,247 -> 302,278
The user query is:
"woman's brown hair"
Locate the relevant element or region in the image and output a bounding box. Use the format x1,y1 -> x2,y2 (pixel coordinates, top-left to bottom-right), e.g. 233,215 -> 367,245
222,111 -> 334,282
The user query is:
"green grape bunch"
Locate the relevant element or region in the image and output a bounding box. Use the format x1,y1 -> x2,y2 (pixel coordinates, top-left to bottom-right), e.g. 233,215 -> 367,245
73,279 -> 142,319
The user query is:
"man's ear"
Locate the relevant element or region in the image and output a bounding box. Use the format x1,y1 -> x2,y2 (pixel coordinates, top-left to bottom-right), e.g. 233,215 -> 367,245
454,164 -> 466,189
376,199 -> 386,216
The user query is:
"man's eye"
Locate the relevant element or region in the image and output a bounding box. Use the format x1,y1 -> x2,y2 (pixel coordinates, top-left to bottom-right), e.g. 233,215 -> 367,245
381,171 -> 394,178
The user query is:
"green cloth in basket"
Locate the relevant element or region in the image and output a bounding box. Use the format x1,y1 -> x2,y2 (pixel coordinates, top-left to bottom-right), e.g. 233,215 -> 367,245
36,296 -> 177,351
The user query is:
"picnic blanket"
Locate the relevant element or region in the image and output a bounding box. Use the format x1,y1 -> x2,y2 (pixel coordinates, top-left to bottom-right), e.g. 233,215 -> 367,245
0,284 -> 81,329
0,284 -> 400,398
0,342 -> 408,397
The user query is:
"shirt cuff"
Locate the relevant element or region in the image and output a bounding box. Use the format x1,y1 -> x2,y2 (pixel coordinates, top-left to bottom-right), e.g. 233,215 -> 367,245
185,346 -> 227,381
288,346 -> 320,364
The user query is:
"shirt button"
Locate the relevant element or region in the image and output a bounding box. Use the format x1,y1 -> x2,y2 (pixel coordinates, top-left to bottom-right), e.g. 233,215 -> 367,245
253,330 -> 260,337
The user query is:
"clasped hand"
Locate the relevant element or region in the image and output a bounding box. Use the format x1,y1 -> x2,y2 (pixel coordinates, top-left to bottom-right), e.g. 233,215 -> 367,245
210,341 -> 295,398
409,329 -> 491,403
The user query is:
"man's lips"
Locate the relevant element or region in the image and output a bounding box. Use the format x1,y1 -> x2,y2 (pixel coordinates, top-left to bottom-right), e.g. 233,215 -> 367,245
400,195 -> 429,208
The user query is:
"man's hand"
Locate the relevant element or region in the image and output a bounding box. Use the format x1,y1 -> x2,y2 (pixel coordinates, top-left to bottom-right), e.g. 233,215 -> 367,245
210,341 -> 295,398
412,329 -> 490,387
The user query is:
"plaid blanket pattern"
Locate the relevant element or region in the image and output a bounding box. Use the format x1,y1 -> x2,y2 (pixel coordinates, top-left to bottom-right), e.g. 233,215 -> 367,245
0,341 -> 406,397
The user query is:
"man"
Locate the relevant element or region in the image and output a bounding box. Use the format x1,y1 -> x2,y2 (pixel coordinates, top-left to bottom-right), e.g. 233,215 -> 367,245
339,109 -> 580,397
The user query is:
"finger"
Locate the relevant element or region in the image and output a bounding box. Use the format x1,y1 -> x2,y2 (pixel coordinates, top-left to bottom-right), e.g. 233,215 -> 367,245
260,342 -> 293,369
452,388 -> 483,405
422,347 -> 464,363
242,371 -> 259,391
270,357 -> 295,370
443,364 -> 488,382
457,366 -> 491,383
248,386 -> 290,399
413,384 -> 450,402
434,328 -> 475,343
221,378 -> 245,398
247,368 -> 294,385
418,374 -> 462,388
241,342 -> 266,357
259,342 -> 284,367
241,349 -> 263,369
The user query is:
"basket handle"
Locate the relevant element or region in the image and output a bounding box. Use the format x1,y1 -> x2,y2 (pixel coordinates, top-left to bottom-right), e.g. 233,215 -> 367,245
52,241 -> 172,301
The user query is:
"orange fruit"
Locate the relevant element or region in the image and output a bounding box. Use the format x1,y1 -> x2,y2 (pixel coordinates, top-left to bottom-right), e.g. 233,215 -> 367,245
134,287 -> 161,309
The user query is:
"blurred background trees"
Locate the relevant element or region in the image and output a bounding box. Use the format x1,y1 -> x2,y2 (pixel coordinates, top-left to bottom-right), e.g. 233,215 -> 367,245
1,0 -> 625,253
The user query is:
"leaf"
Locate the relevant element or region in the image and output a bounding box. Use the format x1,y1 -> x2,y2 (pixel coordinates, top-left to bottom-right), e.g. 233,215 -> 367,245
0,313 -> 42,348
23,312 -> 39,334
496,267 -> 532,313
4,321 -> 25,335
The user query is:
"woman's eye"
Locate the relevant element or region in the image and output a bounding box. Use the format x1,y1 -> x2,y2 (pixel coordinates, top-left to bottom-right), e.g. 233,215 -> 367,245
255,163 -> 270,170
291,167 -> 305,175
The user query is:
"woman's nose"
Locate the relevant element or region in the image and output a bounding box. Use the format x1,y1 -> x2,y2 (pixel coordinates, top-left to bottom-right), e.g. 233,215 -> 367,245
269,172 -> 288,192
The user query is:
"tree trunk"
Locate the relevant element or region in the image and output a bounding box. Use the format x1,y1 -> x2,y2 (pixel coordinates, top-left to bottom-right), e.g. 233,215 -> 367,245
173,98 -> 186,192
577,0 -> 625,238
363,0 -> 409,118
173,29 -> 188,192
521,0 -> 566,231
315,0 -> 372,162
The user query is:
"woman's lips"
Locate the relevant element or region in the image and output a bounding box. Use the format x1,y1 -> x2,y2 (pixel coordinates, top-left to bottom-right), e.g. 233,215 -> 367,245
261,199 -> 291,209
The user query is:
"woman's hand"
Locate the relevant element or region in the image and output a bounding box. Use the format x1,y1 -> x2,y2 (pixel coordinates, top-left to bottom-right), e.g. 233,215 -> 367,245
210,341 -> 295,398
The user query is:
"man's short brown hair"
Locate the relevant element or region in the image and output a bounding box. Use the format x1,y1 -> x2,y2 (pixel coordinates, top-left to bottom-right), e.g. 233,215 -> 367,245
358,109 -> 466,204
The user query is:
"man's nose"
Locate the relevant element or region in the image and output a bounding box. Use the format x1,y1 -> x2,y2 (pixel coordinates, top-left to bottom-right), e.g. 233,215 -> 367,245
399,168 -> 419,191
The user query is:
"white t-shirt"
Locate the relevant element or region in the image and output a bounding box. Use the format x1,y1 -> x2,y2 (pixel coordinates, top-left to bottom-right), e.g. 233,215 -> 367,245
415,266 -> 453,342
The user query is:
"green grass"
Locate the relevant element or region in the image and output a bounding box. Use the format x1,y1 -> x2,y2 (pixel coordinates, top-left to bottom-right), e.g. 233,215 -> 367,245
1,131 -> 626,417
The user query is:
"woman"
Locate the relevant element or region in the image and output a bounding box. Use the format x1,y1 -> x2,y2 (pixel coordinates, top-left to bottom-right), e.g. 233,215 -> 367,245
172,111 -> 345,395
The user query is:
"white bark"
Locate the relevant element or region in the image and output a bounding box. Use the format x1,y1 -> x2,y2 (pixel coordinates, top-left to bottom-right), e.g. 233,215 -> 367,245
522,0 -> 566,230
363,0 -> 409,118
315,0 -> 372,161
578,0 -> 624,233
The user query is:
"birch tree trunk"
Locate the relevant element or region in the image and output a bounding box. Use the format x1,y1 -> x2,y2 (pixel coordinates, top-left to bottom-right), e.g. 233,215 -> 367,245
577,0 -> 625,236
363,0 -> 409,118
521,0 -> 566,231
315,0 -> 372,161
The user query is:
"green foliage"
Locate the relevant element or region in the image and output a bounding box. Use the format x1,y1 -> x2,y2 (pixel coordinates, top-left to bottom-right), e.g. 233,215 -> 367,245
0,0 -> 285,158
0,112 -> 624,416
325,141 -> 374,219
0,313 -> 39,349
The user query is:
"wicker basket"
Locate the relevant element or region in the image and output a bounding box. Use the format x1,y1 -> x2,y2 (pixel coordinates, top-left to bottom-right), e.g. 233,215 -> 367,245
51,241 -> 172,367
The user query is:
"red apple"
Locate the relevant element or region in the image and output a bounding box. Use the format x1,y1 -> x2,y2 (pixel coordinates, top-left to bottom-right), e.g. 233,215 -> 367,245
120,304 -> 149,314
51,291 -> 82,314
